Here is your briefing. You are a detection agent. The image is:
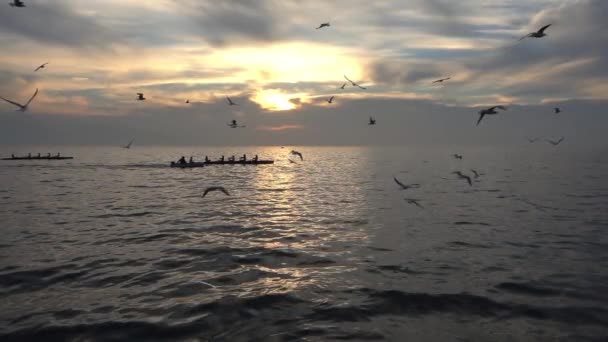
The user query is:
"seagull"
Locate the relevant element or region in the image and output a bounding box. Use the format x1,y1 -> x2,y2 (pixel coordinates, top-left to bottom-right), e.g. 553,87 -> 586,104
519,24 -> 552,41
470,169 -> 480,178
288,159 -> 298,164
290,150 -> 303,161
226,97 -> 237,106
136,93 -> 146,101
228,119 -> 245,128
526,137 -> 540,143
202,186 -> 230,198
546,137 -> 565,146
369,117 -> 376,125
453,154 -> 463,160
34,62 -> 48,72
316,22 -> 330,29
404,198 -> 424,208
339,83 -> 346,89
344,75 -> 367,90
327,96 -> 335,104
394,177 -> 420,190
452,171 -> 472,186
185,99 -> 190,104
554,107 -> 561,114
123,139 -> 134,149
432,77 -> 451,84
477,105 -> 507,126
0,88 -> 38,112
9,0 -> 25,7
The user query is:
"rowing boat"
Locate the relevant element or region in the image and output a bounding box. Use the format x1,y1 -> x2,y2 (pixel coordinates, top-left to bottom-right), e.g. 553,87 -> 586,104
2,156 -> 74,160
170,160 -> 274,168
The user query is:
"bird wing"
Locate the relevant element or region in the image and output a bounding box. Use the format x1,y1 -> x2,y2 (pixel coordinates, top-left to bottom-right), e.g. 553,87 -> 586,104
466,176 -> 472,186
220,187 -> 230,196
538,24 -> 552,34
25,88 -> 38,107
357,84 -> 367,90
476,113 -> 485,126
496,105 -> 507,111
394,177 -> 406,189
0,96 -> 23,108
202,189 -> 211,197
297,152 -> 303,161
557,137 -> 565,144
519,33 -> 532,41
344,75 -> 354,84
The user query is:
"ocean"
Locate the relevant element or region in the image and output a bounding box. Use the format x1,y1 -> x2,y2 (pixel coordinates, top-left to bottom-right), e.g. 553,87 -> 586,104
1,145 -> 607,341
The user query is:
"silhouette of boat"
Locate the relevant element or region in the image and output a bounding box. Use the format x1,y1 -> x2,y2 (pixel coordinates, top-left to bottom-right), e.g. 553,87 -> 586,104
2,156 -> 74,160
170,160 -> 274,168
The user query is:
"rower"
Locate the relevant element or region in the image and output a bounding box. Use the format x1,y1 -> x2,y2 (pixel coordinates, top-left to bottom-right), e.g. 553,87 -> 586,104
253,155 -> 258,162
240,154 -> 246,162
47,153 -> 51,158
205,156 -> 210,163
37,153 -> 41,158
178,156 -> 187,165
11,154 -> 14,159
228,155 -> 235,162
56,153 -> 61,158
219,155 -> 225,162
28,153 -> 31,159
189,156 -> 194,164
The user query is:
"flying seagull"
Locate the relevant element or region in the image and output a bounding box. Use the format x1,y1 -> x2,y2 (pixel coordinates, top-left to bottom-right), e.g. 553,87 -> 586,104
34,62 -> 48,72
404,198 -> 424,208
185,99 -> 190,104
0,88 -> 38,112
339,83 -> 346,89
290,150 -> 303,161
477,105 -> 507,126
316,22 -> 330,29
226,97 -> 237,106
136,93 -> 146,101
202,186 -> 230,198
546,137 -> 565,146
432,77 -> 451,84
327,96 -> 335,104
452,171 -> 472,186
453,154 -> 463,160
554,107 -> 561,114
228,119 -> 245,128
394,177 -> 420,190
519,24 -> 552,41
123,139 -> 134,149
9,0 -> 25,7
526,137 -> 540,143
369,117 -> 376,125
344,75 -> 367,90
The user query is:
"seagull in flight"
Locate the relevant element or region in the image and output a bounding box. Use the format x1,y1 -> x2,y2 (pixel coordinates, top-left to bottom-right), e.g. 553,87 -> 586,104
477,106 -> 507,126
519,24 -> 552,41
453,154 -> 463,160
369,117 -> 376,125
526,137 -> 540,143
554,107 -> 561,114
432,77 -> 451,84
452,171 -> 472,186
546,137 -> 565,146
327,96 -> 335,104
0,88 -> 38,112
185,99 -> 190,104
202,186 -> 230,198
136,93 -> 146,101
226,97 -> 237,106
344,75 -> 367,90
9,0 -> 25,7
394,177 -> 420,190
123,139 -> 134,149
34,62 -> 48,72
316,22 -> 330,29
404,198 -> 424,208
290,150 -> 303,161
339,83 -> 346,89
228,119 -> 245,128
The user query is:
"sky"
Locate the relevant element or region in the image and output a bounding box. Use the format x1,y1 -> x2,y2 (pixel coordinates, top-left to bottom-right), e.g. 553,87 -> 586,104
0,0 -> 606,146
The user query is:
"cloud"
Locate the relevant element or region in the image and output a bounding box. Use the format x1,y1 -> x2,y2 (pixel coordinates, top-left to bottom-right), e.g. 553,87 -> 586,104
256,124 -> 304,132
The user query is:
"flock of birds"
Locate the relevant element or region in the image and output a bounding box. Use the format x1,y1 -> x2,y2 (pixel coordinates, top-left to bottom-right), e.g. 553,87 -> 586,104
2,1 -> 566,203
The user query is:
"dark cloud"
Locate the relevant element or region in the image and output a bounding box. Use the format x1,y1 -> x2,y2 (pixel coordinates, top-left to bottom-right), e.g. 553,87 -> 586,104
368,60 -> 443,86
0,1 -> 119,47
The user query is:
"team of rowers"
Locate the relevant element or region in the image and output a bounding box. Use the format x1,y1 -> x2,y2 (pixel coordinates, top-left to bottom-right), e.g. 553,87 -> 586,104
175,154 -> 260,165
10,153 -> 62,159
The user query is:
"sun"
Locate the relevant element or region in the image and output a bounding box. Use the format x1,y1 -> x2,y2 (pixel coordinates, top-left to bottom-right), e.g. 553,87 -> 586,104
252,89 -> 305,111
